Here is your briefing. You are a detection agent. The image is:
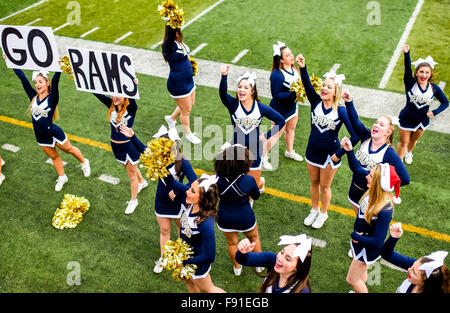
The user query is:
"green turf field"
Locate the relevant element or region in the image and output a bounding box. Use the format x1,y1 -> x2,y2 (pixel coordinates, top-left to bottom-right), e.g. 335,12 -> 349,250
0,0 -> 449,293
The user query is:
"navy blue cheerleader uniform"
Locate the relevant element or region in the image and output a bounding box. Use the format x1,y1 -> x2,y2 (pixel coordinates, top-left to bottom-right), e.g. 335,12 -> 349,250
163,27 -> 195,98
14,69 -> 66,147
216,174 -> 260,232
219,75 -> 286,170
163,174 -> 217,279
381,236 -> 420,293
235,250 -> 310,293
345,101 -> 409,208
156,160 -> 197,218
93,93 -> 140,165
300,66 -> 359,169
269,67 -> 300,121
346,150 -> 393,264
399,51 -> 448,131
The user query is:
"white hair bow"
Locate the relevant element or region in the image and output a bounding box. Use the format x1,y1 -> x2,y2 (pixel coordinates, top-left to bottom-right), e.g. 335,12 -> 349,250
418,251 -> 448,278
220,142 -> 246,152
198,173 -> 219,191
273,41 -> 286,56
152,125 -> 180,142
237,72 -> 257,87
412,56 -> 438,69
323,71 -> 346,86
32,70 -> 49,81
278,234 -> 312,262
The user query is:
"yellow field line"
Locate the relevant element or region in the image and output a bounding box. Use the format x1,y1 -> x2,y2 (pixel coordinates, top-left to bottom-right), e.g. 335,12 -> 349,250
2,115 -> 449,243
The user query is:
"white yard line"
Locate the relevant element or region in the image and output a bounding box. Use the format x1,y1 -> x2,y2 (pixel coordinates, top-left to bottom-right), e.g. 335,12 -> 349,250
98,174 -> 120,185
0,0 -> 49,22
378,0 -> 424,89
1,144 -> 20,153
80,26 -> 100,38
231,49 -> 249,64
438,81 -> 446,90
151,0 -> 225,49
113,31 -> 133,44
25,18 -> 41,26
191,43 -> 208,56
53,22 -> 70,33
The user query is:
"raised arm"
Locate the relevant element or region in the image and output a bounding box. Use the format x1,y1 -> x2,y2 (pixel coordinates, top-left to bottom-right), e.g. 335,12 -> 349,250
335,107 -> 359,159
403,45 -> 416,90
181,159 -> 198,186
380,223 -> 416,270
49,72 -> 61,108
162,26 -> 177,56
13,69 -> 37,101
219,66 -> 239,112
343,93 -> 371,141
93,93 -> 112,108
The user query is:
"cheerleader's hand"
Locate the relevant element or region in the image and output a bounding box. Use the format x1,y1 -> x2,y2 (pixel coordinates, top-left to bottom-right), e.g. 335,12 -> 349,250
402,44 -> 409,53
259,133 -> 267,144
426,111 -> 434,118
390,222 -> 403,239
340,137 -> 353,151
2,53 -> 6,60
133,77 -> 139,85
168,190 -> 176,201
331,154 -> 340,162
237,238 -> 256,254
342,91 -> 352,102
221,64 -> 229,76
119,125 -> 134,138
295,54 -> 305,68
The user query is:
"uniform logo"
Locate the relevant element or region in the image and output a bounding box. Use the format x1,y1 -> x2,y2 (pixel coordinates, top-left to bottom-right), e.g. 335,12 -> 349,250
180,210 -> 192,238
110,111 -> 132,128
311,115 -> 338,131
31,98 -> 51,121
355,150 -> 377,170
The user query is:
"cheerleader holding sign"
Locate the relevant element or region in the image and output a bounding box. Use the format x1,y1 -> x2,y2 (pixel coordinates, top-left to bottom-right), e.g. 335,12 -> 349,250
4,54 -> 91,191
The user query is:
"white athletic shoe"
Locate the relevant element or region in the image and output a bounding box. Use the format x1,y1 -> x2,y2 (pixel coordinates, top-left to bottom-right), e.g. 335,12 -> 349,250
138,180 -> 148,194
304,208 -> 319,226
233,266 -> 242,276
285,150 -> 304,162
55,175 -> 68,191
0,173 -> 5,185
261,156 -> 273,171
312,212 -> 328,229
125,199 -> 138,214
255,267 -> 265,273
154,257 -> 164,274
259,177 -> 265,193
404,151 -> 413,164
81,159 -> 91,177
165,115 -> 177,129
185,133 -> 201,145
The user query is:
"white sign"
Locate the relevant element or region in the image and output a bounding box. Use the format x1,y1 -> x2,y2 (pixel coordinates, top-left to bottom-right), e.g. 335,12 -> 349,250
67,46 -> 139,99
0,25 -> 61,72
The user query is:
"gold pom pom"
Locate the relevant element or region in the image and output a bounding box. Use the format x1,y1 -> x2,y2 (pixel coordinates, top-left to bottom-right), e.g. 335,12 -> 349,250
59,55 -> 74,80
161,238 -> 197,281
167,7 -> 184,29
52,194 -> 90,229
158,0 -> 178,21
290,72 -> 323,104
189,57 -> 198,76
139,137 -> 176,181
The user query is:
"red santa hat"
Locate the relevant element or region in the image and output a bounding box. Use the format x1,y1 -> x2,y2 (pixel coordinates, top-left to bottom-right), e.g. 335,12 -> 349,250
380,163 -> 401,199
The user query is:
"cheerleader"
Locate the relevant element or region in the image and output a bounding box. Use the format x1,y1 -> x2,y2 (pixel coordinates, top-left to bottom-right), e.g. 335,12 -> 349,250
214,144 -> 262,276
343,92 -> 409,213
219,65 -> 286,192
262,42 -> 304,170
91,83 -> 147,214
381,223 -> 449,293
0,157 -> 4,185
5,55 -> 91,191
162,25 -> 201,144
123,125 -> 198,273
296,54 -> 359,229
342,136 -> 400,292
397,45 -> 448,164
162,172 -> 226,293
235,234 -> 312,293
